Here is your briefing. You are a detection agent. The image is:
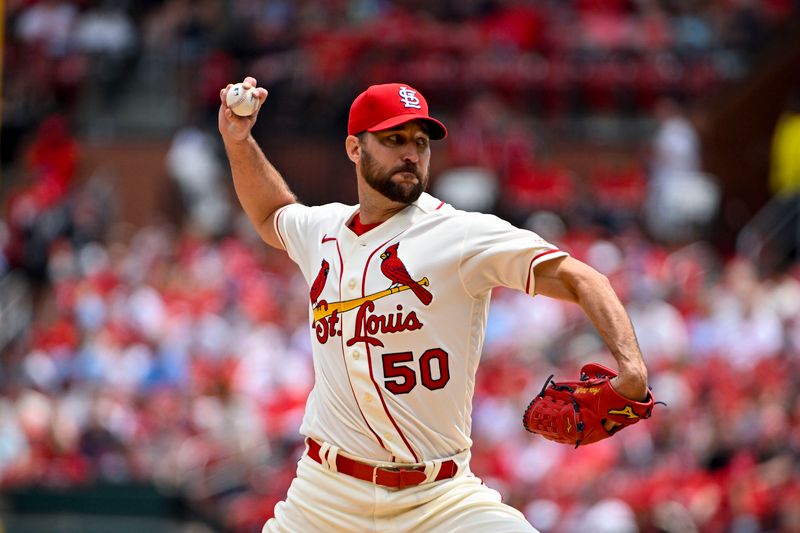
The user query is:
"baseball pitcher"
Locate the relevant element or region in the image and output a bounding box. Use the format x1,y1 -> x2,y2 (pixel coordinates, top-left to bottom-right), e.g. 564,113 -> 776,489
218,77 -> 655,533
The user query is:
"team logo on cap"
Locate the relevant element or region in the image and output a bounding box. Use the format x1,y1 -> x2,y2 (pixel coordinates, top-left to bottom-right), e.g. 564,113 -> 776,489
398,87 -> 421,109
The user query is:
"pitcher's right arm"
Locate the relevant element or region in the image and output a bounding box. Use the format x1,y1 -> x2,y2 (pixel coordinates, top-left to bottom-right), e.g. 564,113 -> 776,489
219,77 -> 296,249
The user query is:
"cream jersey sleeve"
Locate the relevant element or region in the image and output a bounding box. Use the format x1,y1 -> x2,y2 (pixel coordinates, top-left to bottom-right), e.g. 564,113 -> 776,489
458,212 -> 568,297
273,202 -> 352,280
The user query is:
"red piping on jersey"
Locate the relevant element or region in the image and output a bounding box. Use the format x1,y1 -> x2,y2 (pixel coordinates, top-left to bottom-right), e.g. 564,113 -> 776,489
274,205 -> 291,249
365,344 -> 420,462
435,201 -> 445,210
321,234 -> 336,244
525,249 -> 562,294
358,233 -> 420,463
325,236 -> 389,454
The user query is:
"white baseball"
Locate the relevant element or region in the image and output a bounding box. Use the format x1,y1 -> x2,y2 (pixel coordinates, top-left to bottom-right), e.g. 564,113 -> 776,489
226,83 -> 259,117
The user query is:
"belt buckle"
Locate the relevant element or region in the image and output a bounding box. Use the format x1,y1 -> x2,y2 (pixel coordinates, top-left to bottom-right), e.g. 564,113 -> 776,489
373,464 -> 426,489
371,464 -> 400,484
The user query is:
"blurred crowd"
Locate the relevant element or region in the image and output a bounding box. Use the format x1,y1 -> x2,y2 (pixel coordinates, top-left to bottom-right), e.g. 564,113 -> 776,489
3,1 -> 800,533
6,0 -> 792,244
4,0 -> 798,138
3,197 -> 800,531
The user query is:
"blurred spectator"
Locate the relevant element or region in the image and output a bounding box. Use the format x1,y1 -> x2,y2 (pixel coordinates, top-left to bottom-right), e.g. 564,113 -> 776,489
71,2 -> 137,56
769,89 -> 800,198
721,0 -> 770,66
165,125 -> 231,236
649,98 -> 701,193
25,114 -> 80,207
738,89 -> 800,272
707,259 -> 784,368
3,115 -> 81,281
645,97 -> 719,243
582,498 -> 638,533
588,163 -> 648,230
769,90 -> 800,263
626,278 -> 690,368
15,0 -> 78,57
433,167 -> 498,212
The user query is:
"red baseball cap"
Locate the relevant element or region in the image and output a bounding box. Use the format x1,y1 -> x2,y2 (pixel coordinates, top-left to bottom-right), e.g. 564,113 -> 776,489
348,83 -> 447,140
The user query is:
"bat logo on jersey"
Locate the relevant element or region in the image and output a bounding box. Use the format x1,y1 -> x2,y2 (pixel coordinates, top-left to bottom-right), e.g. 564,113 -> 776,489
312,242 -> 432,346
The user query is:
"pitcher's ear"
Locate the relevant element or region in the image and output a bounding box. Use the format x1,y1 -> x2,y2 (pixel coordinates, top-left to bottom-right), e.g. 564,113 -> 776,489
345,135 -> 361,163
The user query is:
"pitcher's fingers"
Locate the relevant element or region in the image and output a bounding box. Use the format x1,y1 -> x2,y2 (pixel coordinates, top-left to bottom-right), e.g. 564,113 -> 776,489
220,84 -> 232,104
243,76 -> 257,89
254,88 -> 268,102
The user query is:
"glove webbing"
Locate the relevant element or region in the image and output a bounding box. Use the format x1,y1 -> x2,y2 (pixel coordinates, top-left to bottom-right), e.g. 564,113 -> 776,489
523,375 -> 588,448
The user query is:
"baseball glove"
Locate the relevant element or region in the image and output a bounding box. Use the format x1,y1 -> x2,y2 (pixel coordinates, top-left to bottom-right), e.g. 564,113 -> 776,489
523,363 -> 658,447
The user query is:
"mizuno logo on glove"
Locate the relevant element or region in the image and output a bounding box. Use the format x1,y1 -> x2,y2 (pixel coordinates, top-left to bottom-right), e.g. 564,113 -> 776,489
607,406 -> 640,419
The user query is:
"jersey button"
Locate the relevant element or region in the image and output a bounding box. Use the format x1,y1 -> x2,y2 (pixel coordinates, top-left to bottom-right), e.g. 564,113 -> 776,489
364,393 -> 373,403
348,279 -> 357,289
352,350 -> 361,360
383,433 -> 392,441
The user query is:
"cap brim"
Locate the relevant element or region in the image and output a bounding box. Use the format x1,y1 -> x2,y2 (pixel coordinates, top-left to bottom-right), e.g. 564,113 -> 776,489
366,114 -> 447,140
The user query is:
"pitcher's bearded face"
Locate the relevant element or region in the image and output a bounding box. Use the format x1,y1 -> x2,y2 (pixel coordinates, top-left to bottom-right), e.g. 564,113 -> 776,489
357,122 -> 432,204
359,146 -> 429,204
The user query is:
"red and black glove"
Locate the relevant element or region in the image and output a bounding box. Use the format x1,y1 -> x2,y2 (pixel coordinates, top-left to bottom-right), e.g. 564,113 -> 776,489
523,363 -> 658,447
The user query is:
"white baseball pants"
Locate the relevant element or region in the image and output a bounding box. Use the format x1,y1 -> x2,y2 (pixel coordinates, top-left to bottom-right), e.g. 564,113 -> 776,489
262,448 -> 538,533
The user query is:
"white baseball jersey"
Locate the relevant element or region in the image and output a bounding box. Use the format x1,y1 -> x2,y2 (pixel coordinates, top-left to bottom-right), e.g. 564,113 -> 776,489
274,192 -> 567,464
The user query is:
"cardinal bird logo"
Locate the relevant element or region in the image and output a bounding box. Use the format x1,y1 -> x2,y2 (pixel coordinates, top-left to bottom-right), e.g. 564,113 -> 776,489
380,243 -> 433,305
309,259 -> 330,305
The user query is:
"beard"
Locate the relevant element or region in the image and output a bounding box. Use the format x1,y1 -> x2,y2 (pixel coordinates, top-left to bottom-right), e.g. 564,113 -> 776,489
359,147 -> 428,204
